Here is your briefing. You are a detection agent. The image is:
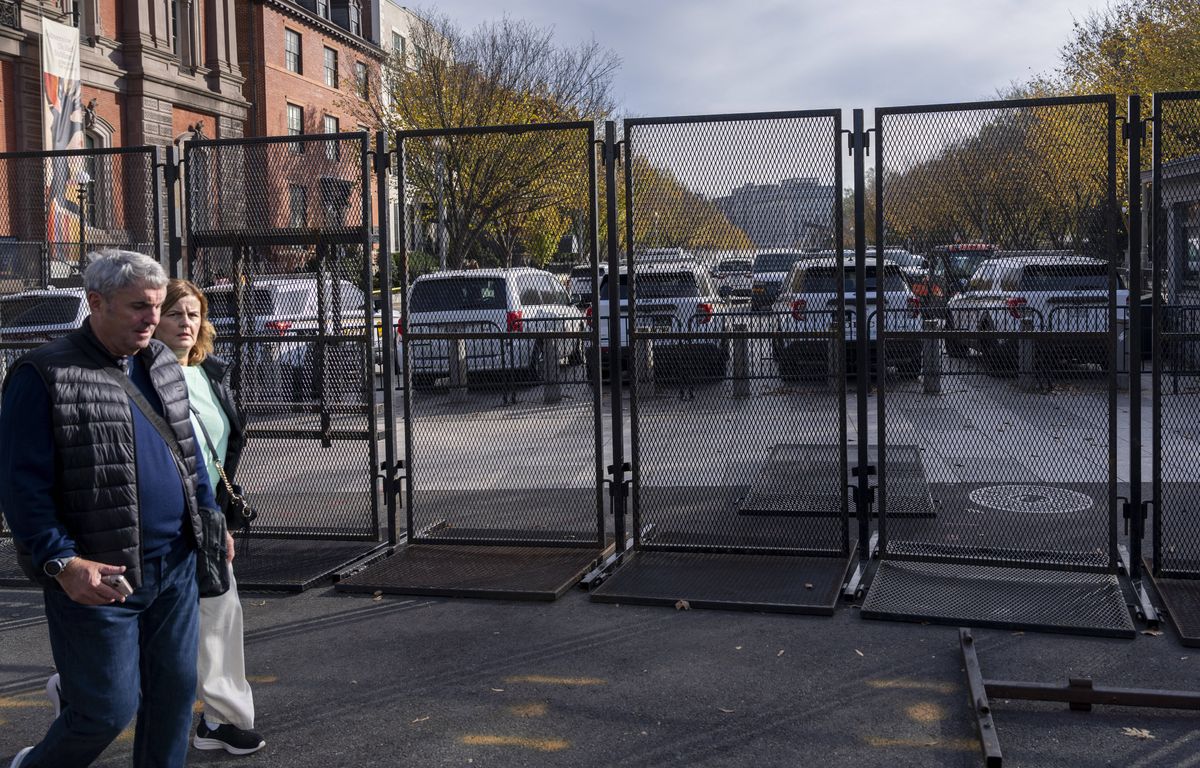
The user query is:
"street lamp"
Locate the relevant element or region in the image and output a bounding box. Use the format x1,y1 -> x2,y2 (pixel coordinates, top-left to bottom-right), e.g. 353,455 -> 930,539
75,170 -> 92,272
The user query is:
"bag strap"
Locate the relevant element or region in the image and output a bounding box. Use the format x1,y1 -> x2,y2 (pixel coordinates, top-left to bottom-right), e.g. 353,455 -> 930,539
69,336 -> 186,468
188,402 -> 239,500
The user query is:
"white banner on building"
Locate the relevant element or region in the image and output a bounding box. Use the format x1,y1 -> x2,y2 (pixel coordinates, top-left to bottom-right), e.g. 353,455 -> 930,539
41,19 -> 85,263
41,19 -> 83,151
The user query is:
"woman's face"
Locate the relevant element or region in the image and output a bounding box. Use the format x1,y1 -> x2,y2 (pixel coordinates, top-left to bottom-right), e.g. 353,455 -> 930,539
156,294 -> 203,360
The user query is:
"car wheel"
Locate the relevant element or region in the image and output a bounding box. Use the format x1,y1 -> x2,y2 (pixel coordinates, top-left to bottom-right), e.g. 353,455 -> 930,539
526,342 -> 546,383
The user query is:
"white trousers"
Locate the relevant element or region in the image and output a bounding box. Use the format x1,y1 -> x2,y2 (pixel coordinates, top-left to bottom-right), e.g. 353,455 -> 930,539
197,567 -> 256,728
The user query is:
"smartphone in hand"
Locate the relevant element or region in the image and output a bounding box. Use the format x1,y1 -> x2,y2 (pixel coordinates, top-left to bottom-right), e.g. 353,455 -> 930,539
102,574 -> 134,597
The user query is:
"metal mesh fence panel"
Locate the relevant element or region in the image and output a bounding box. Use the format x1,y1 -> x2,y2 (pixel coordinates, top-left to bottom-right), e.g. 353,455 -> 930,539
1153,93 -> 1200,577
0,147 -> 161,547
185,134 -> 382,541
623,113 -> 849,557
875,97 -> 1120,572
397,123 -> 604,547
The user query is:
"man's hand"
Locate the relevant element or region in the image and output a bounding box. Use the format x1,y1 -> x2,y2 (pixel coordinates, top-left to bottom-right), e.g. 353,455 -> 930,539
226,531 -> 235,563
56,558 -> 129,605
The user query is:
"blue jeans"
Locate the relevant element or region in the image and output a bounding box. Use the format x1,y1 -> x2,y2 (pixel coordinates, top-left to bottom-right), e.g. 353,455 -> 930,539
24,540 -> 199,768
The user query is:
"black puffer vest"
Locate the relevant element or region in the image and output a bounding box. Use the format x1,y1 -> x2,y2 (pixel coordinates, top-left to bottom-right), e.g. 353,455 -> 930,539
11,321 -> 204,589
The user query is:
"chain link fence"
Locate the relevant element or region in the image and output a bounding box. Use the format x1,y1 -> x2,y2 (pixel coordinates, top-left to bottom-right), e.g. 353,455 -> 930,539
184,133 -> 385,587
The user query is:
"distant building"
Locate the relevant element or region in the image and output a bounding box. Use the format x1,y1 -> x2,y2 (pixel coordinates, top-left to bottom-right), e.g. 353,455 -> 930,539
714,177 -> 838,249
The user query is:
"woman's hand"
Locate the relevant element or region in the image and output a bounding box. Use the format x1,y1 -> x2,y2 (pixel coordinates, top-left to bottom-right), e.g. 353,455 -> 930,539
226,531 -> 236,563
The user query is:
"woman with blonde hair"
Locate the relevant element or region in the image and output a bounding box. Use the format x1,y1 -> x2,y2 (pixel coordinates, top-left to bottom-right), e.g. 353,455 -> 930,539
156,278 -> 265,755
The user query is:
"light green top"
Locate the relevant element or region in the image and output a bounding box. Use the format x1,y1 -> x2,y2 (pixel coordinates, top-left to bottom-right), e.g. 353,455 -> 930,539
183,365 -> 230,491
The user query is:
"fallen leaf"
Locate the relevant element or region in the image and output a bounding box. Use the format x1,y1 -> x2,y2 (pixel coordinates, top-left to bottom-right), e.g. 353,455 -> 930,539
804,582 -> 814,590
250,601 -> 266,607
1121,727 -> 1154,740
1141,629 -> 1163,637
412,716 -> 429,723
735,646 -> 743,651
1011,631 -> 1024,636
674,600 -> 690,611
491,688 -> 505,692
718,707 -> 735,713
372,595 -> 383,602
855,649 -> 864,657
373,590 -> 383,597
777,649 -> 785,657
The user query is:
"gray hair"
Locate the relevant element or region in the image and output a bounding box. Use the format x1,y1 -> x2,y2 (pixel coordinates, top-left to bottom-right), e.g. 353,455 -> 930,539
83,250 -> 168,296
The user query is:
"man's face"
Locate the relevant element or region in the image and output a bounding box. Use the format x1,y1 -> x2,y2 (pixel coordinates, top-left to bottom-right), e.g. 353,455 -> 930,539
87,282 -> 166,357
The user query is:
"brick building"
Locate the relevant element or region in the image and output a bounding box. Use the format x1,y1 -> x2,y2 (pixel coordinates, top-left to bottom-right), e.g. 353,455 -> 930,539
0,0 -> 248,153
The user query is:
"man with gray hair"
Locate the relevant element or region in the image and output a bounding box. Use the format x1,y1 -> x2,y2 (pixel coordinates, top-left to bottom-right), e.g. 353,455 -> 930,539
0,250 -> 219,767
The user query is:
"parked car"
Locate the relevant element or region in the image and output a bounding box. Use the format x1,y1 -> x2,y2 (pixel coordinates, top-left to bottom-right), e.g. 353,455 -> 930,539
879,249 -> 929,285
916,243 -> 997,305
0,287 -> 90,381
404,267 -> 585,388
712,257 -> 753,303
944,253 -> 1129,367
770,257 -> 922,379
751,249 -> 822,311
204,275 -> 372,401
567,262 -> 608,307
589,260 -> 729,380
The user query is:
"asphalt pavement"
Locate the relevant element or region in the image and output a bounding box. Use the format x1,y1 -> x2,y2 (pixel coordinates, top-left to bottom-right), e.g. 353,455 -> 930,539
2,575 -> 1198,768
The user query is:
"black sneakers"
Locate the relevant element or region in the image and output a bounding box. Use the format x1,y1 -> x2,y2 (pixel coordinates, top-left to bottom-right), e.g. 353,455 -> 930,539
193,720 -> 266,755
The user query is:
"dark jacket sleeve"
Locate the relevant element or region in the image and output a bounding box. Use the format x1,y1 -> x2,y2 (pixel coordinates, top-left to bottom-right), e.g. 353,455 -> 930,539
0,365 -> 77,569
202,356 -> 245,481
201,356 -> 247,527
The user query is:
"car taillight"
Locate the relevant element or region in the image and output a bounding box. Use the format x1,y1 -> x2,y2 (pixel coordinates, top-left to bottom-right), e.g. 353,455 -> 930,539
583,305 -> 593,329
506,310 -> 523,332
697,303 -> 714,324
791,299 -> 807,321
265,320 -> 292,335
906,296 -> 921,318
1006,296 -> 1027,319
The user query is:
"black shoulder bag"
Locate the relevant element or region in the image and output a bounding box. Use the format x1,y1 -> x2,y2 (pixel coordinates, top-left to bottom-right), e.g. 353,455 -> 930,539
72,339 -> 230,598
189,403 -> 257,532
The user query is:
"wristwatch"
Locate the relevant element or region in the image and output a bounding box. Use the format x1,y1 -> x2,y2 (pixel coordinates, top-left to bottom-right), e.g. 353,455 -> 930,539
42,557 -> 75,578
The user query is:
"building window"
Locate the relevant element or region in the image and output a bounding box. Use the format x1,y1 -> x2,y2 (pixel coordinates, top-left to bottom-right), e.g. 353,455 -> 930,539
392,32 -> 405,59
414,45 -> 426,69
348,0 -> 361,35
287,103 -> 303,153
355,61 -> 368,99
288,185 -> 307,229
285,29 -> 302,74
324,115 -> 339,160
316,0 -> 329,19
323,47 -> 338,88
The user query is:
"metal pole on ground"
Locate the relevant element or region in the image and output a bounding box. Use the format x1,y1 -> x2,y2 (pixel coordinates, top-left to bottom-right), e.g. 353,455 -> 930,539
922,318 -> 941,394
1018,317 -> 1036,392
731,323 -> 749,399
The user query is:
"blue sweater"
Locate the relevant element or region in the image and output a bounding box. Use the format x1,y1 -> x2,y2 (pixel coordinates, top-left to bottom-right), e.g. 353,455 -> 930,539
0,353 -> 216,568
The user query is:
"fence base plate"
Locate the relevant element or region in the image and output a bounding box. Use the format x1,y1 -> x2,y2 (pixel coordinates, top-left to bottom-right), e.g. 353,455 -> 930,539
0,537 -> 32,588
861,559 -> 1134,638
1145,564 -> 1200,647
234,538 -> 387,592
335,543 -> 609,600
589,550 -> 855,614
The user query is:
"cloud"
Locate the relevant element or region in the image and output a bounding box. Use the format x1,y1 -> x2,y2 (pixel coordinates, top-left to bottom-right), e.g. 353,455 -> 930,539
414,0 -> 1097,118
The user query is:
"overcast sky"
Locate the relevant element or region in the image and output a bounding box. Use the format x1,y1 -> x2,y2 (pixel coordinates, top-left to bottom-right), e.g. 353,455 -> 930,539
410,0 -> 1102,118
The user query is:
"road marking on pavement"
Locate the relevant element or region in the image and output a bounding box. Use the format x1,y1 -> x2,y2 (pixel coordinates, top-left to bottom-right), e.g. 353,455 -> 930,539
461,735 -> 569,752
905,702 -> 947,723
503,675 -> 606,686
508,702 -> 547,718
864,736 -> 977,751
0,696 -> 50,709
867,679 -> 958,695
247,675 -> 278,684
